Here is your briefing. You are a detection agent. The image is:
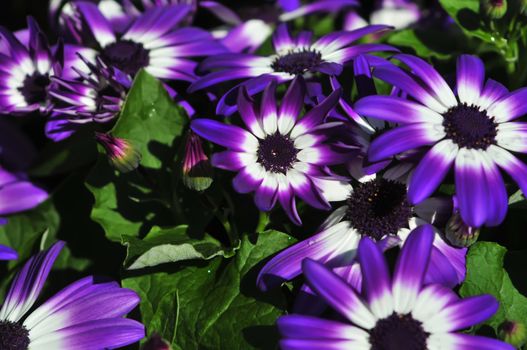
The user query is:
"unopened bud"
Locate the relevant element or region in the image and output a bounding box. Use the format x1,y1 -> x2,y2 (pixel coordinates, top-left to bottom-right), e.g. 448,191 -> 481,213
445,212 -> 480,247
95,132 -> 141,173
481,0 -> 508,19
182,131 -> 213,191
499,320 -> 527,348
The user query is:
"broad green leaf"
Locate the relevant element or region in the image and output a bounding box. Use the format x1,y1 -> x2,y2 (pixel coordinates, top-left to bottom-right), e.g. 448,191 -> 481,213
124,230 -> 295,350
86,70 -> 188,242
460,242 -> 527,331
122,225 -> 237,269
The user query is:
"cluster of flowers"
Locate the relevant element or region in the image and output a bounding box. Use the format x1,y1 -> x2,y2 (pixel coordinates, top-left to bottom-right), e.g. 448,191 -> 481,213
0,0 -> 526,348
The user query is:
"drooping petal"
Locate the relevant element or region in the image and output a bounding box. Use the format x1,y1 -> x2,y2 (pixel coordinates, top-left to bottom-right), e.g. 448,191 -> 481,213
257,222 -> 352,291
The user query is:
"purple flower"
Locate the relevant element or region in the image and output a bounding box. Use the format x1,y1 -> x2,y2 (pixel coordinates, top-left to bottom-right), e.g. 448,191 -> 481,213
74,2 -> 227,82
0,241 -> 145,349
0,18 -> 95,115
191,77 -> 352,225
49,55 -> 130,126
257,173 -> 466,304
189,23 -> 396,116
277,225 -> 514,350
354,54 -> 527,227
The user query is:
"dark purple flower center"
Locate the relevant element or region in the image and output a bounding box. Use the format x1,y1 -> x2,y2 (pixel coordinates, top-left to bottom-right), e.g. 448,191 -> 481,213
345,178 -> 412,240
0,321 -> 30,350
19,72 -> 50,105
271,49 -> 322,75
370,313 -> 428,350
101,40 -> 150,76
442,103 -> 497,149
257,133 -> 299,174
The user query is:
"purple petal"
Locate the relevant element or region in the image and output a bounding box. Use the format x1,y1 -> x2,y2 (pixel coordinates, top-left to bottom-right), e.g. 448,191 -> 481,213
287,170 -> 331,210
357,237 -> 392,319
478,78 -> 508,110
395,54 -> 457,108
0,242 -> 65,323
373,65 -> 447,113
437,333 -> 515,350
479,151 -> 508,226
290,88 -> 341,139
327,43 -> 398,65
392,225 -> 434,314
280,339 -> 359,350
424,246 -> 460,288
211,151 -> 253,171
273,23 -> 294,52
278,315 -> 367,340
0,181 -> 48,216
488,145 -> 527,197
191,119 -> 258,152
456,54 -> 484,106
261,79 -> 278,135
232,164 -> 264,193
254,174 -> 279,211
302,259 -> 376,329
432,235 -> 467,284
487,86 -> 527,123
277,180 -> 301,226
408,139 -> 458,205
354,95 -> 443,124
278,76 -> 306,134
454,149 -> 489,227
0,245 -> 17,260
257,221 -> 351,291
28,318 -> 145,349
237,87 -> 265,138
368,123 -> 444,163
76,2 -> 116,47
426,295 -> 498,332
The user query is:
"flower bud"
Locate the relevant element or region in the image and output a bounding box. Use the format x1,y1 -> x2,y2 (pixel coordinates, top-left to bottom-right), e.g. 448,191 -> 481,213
445,212 -> 480,247
499,320 -> 527,348
95,132 -> 141,173
481,0 -> 508,19
182,131 -> 213,191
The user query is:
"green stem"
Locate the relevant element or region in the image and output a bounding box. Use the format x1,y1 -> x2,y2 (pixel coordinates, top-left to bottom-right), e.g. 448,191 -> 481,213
256,211 -> 270,233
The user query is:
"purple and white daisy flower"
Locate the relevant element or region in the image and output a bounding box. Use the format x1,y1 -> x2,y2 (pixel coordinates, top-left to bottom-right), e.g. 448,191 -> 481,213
191,77 -> 352,225
189,23 -> 396,115
257,172 -> 466,302
74,2 -> 227,82
0,241 -> 145,349
0,18 -> 95,115
278,225 -> 514,350
49,55 -> 131,125
354,54 -> 527,227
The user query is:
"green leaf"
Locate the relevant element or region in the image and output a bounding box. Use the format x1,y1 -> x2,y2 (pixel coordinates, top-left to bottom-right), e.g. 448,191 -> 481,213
123,230 -> 295,349
387,29 -> 453,59
439,0 -> 496,44
86,70 -> 188,242
460,242 -> 527,331
122,225 -> 237,269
